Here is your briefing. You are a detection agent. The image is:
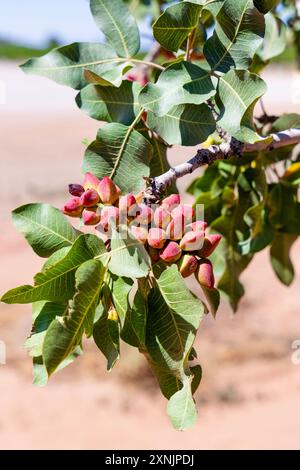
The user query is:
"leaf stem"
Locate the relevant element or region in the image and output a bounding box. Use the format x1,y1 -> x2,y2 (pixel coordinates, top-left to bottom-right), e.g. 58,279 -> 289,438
184,33 -> 193,62
109,108 -> 146,180
131,58 -> 165,71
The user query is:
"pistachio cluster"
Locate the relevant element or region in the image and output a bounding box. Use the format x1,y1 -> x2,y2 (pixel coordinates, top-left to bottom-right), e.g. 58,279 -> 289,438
62,173 -> 222,289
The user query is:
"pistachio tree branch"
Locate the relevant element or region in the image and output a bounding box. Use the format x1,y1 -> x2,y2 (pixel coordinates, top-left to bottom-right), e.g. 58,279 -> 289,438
144,128 -> 300,202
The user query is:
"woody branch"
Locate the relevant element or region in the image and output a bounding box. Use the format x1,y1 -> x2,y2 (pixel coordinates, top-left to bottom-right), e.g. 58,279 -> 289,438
144,128 -> 300,202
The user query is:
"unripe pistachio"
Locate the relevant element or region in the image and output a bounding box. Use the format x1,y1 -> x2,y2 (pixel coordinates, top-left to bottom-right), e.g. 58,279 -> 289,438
62,197 -> 83,217
160,241 -> 182,263
188,221 -> 208,232
196,259 -> 215,289
98,176 -> 120,205
108,306 -> 118,322
83,172 -> 100,191
178,254 -> 198,278
147,227 -> 167,249
80,189 -> 100,207
148,246 -> 161,262
130,226 -> 148,244
161,194 -> 181,211
68,184 -> 84,197
153,206 -> 171,229
179,231 -> 205,251
82,208 -> 100,226
98,206 -> 119,231
197,234 -> 222,258
165,214 -> 185,240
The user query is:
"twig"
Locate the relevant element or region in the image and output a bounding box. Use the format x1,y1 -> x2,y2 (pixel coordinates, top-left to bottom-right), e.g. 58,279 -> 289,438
144,128 -> 300,202
184,33 -> 193,61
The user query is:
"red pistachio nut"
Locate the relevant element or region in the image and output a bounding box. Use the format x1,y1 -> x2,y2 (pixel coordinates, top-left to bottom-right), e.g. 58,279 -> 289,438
62,197 -> 83,217
68,184 -> 84,197
80,189 -> 100,207
197,234 -> 222,258
171,204 -> 194,224
98,206 -> 120,231
147,227 -> 167,249
196,259 -> 215,289
130,226 -> 148,244
178,254 -> 198,278
119,193 -> 137,213
188,221 -> 208,232
83,172 -> 100,191
82,208 -> 100,226
153,206 -> 171,229
179,231 -> 205,251
131,203 -> 153,225
161,194 -> 181,211
98,176 -> 120,205
165,213 -> 187,240
160,241 -> 182,263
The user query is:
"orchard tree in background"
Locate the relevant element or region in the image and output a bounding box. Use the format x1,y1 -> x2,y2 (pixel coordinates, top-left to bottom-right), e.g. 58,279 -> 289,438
2,0 -> 300,430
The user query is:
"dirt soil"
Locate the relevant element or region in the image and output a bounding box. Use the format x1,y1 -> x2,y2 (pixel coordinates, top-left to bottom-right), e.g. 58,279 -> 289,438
0,62 -> 300,450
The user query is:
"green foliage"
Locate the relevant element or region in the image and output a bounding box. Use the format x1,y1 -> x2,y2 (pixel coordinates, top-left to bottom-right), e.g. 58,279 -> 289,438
139,62 -> 215,115
12,204 -> 78,257
83,122 -> 153,193
153,1 -> 203,52
90,0 -> 140,58
2,0 -> 300,430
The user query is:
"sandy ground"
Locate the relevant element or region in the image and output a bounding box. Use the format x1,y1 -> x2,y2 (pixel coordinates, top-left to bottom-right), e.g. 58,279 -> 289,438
0,61 -> 300,450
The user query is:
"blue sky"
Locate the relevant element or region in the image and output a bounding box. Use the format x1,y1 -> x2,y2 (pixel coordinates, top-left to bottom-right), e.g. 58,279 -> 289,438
1,0 -> 109,45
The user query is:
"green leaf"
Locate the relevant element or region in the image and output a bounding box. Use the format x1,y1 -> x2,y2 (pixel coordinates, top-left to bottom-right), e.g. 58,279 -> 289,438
12,204 -> 78,258
256,13 -> 286,62
130,288 -> 148,346
237,168 -> 274,254
216,69 -> 267,143
149,138 -> 170,177
270,232 -> 297,286
93,303 -> 120,370
147,103 -> 215,146
254,0 -> 279,14
90,0 -> 140,58
76,81 -> 141,124
138,61 -> 215,116
211,189 -> 254,311
204,0 -> 265,72
267,182 -> 300,234
166,379 -> 197,431
111,275 -> 133,327
25,301 -> 67,357
203,0 -> 224,17
43,259 -> 105,375
83,123 -> 152,193
153,1 -> 202,52
201,286 -> 220,317
272,113 -> 300,132
145,264 -> 204,427
108,227 -> 151,278
32,347 -> 82,387
21,42 -> 130,89
1,234 -> 103,304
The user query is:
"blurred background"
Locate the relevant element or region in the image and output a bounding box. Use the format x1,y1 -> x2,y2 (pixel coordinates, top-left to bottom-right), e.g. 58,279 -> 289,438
1,0 -> 300,450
